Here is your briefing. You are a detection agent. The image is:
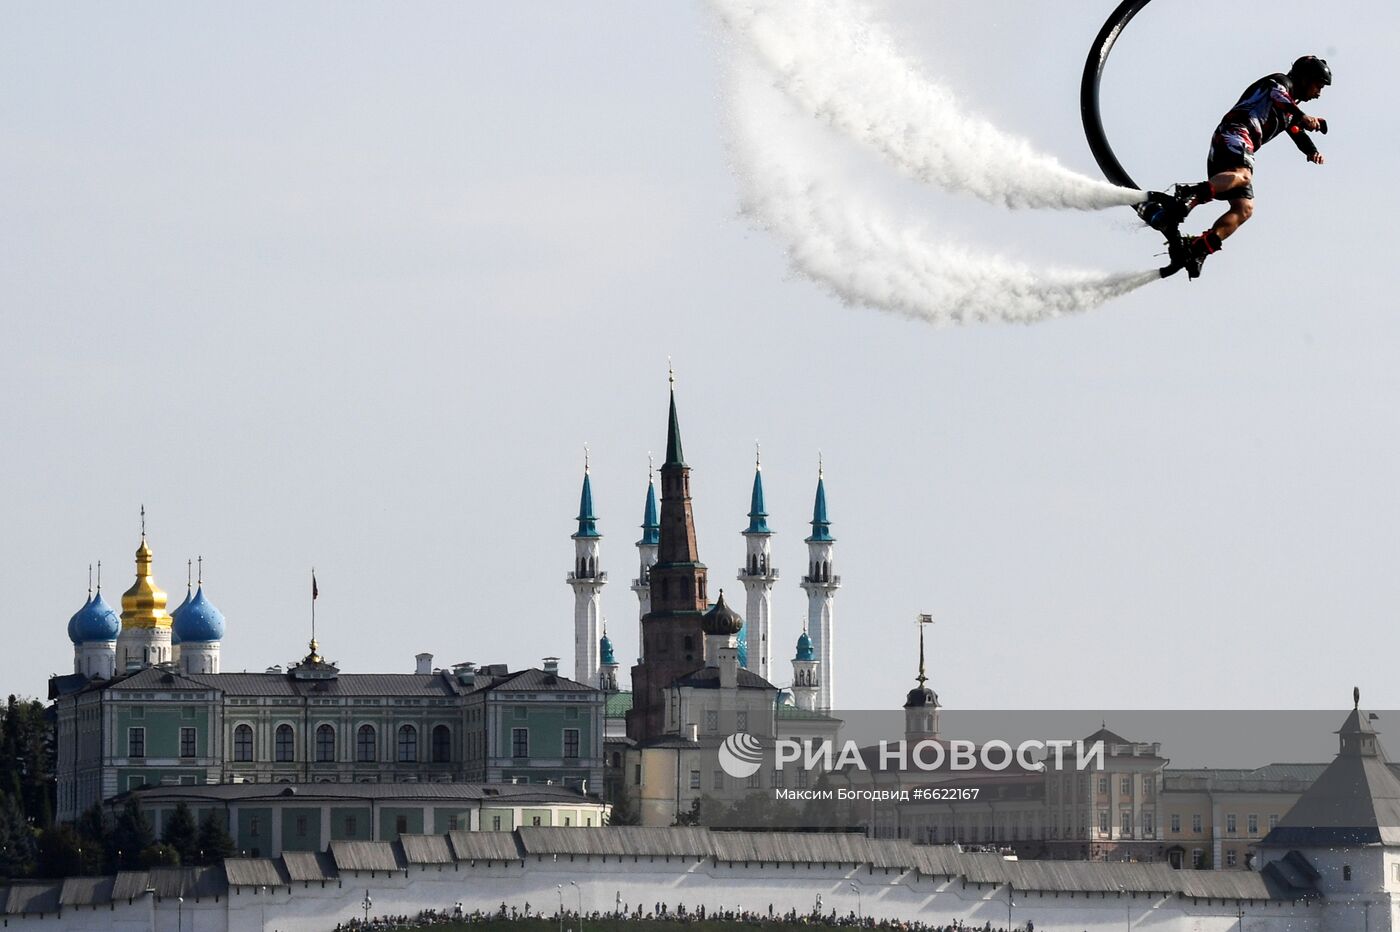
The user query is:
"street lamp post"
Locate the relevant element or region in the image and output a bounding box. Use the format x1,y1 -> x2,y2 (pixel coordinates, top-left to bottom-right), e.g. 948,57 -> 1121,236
362,889 -> 373,925
557,883 -> 565,932
1007,884 -> 1014,931
178,895 -> 184,932
849,882 -> 862,921
570,880 -> 583,932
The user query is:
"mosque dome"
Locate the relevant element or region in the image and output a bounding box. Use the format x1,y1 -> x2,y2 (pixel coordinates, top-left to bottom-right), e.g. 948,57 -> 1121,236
795,630 -> 815,662
172,587 -> 225,644
69,592 -> 121,644
702,591 -> 743,637
600,631 -> 616,666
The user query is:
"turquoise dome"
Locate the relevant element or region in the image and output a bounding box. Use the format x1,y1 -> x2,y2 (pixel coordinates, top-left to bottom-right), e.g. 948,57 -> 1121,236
795,630 -> 815,662
600,631 -> 616,666
172,587 -> 225,643
69,593 -> 120,644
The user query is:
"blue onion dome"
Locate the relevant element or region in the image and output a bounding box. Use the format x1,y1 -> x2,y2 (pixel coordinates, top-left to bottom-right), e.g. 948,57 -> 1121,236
702,590 -> 743,637
70,592 -> 121,643
169,589 -> 192,645
172,587 -> 225,643
600,631 -> 616,666
795,630 -> 815,662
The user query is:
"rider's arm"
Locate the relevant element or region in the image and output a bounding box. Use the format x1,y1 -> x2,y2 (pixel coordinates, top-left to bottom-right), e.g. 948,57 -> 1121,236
1287,123 -> 1319,157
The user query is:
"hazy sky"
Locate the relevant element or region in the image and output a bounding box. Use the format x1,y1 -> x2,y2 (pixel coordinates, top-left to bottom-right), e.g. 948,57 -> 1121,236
2,2 -> 1393,713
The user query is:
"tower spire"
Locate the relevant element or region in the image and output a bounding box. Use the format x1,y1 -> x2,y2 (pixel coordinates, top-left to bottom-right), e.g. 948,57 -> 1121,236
569,456 -> 606,687
801,462 -> 839,710
574,454 -> 600,539
740,441 -> 776,680
665,367 -> 685,467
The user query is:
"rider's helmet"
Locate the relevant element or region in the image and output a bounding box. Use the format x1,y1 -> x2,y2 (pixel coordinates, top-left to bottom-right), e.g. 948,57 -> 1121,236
1289,56 -> 1332,87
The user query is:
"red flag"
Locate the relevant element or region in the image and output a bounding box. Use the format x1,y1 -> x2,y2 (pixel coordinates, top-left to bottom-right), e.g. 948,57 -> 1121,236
312,572 -> 319,600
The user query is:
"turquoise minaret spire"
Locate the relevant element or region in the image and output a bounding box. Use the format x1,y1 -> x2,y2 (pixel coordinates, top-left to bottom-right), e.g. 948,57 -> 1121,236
800,457 -> 839,710
739,442 -> 777,682
568,448 -> 606,686
640,474 -> 660,546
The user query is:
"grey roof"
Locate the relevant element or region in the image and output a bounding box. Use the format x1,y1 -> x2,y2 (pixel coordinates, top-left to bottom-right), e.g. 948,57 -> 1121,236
517,825 -> 712,858
399,834 -> 455,864
330,841 -> 406,873
776,705 -> 841,721
224,858 -> 289,888
153,865 -> 227,899
128,780 -> 596,806
712,831 -> 876,864
112,871 -> 152,900
672,666 -> 775,690
93,666 -> 469,699
281,851 -> 338,883
1262,708 -> 1400,846
1164,763 -> 1327,793
59,875 -> 114,906
2,883 -> 62,915
474,667 -> 597,694
446,830 -> 525,861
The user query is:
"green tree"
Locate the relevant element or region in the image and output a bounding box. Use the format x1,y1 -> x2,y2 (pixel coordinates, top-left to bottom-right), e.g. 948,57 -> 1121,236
195,810 -> 234,864
111,798 -> 154,870
605,780 -> 639,826
36,824 -> 83,878
0,791 -> 38,878
0,696 -> 55,831
139,843 -> 180,869
74,804 -> 110,874
672,797 -> 702,827
161,802 -> 198,864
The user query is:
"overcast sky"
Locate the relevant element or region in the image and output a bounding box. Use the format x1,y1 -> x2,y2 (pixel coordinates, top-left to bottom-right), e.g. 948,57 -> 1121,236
2,2 -> 1394,713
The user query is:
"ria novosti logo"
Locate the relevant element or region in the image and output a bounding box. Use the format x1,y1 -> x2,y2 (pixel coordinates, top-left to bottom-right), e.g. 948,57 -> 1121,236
718,732 -> 765,778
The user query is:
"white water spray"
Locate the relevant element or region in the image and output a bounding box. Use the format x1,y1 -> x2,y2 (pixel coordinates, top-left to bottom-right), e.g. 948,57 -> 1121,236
712,0 -> 1146,211
726,65 -> 1157,326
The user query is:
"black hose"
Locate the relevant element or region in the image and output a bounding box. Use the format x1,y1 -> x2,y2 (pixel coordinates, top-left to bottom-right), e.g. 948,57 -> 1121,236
1080,0 -> 1154,191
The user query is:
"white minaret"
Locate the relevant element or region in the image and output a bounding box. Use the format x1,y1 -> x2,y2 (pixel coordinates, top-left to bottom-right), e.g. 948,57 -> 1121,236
738,447 -> 777,682
568,455 -> 606,687
790,624 -> 820,712
630,460 -> 660,663
799,462 -> 839,711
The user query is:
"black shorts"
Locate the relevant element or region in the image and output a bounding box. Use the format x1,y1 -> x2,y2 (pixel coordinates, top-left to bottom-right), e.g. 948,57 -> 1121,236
1207,128 -> 1255,199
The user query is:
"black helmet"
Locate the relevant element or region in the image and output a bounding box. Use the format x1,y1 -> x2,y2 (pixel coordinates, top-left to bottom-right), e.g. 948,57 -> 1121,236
1290,55 -> 1332,87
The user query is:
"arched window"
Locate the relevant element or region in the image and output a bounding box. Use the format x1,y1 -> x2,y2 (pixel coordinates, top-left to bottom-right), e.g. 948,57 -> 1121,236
316,724 -> 336,763
397,725 -> 418,763
275,724 -> 295,762
431,725 -> 451,763
233,724 -> 254,762
357,724 -> 377,762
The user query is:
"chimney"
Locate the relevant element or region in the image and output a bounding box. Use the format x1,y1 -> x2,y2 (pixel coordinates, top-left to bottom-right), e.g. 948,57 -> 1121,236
543,656 -> 560,676
415,652 -> 433,675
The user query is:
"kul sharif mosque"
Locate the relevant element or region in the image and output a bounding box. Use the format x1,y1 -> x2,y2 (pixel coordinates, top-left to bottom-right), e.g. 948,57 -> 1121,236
63,376 -> 841,717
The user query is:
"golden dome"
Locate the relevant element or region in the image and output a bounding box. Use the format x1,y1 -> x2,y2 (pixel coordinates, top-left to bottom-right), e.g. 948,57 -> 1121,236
121,535 -> 171,630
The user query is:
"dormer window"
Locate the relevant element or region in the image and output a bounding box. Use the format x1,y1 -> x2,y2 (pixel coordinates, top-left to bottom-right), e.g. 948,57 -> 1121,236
1344,865 -> 1353,881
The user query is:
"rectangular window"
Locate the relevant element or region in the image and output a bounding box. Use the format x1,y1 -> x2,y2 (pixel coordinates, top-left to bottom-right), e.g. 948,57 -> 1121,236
713,770 -> 724,790
1192,849 -> 1204,869
748,772 -> 761,790
128,727 -> 146,758
736,711 -> 748,731
796,769 -> 809,789
1248,814 -> 1258,834
705,710 -> 719,733
689,769 -> 701,789
448,815 -> 460,831
492,816 -> 502,831
180,727 -> 196,759
1170,813 -> 1181,833
1226,849 -> 1237,867
395,815 -> 407,835
1121,810 -> 1133,834
512,728 -> 529,758
1192,813 -> 1203,833
1098,777 -> 1108,794
1269,814 -> 1279,830
1227,814 -> 1237,834
1144,779 -> 1154,799
1142,810 -> 1153,836
531,815 -> 542,826
1099,810 -> 1110,833
633,764 -> 642,786
773,769 -> 784,788
1121,777 -> 1132,795
563,728 -> 580,759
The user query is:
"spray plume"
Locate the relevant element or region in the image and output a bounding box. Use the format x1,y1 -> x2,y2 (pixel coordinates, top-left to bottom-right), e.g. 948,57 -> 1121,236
725,64 -> 1157,326
712,0 -> 1146,211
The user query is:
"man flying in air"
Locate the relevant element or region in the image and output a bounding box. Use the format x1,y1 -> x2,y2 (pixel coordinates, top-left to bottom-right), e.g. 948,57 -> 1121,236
1170,56 -> 1331,275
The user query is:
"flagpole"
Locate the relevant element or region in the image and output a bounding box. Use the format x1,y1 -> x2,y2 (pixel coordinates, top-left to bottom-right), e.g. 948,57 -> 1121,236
311,568 -> 317,646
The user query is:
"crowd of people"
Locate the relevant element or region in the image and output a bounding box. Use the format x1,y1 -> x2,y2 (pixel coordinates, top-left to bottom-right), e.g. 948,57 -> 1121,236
333,903 -> 1027,932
